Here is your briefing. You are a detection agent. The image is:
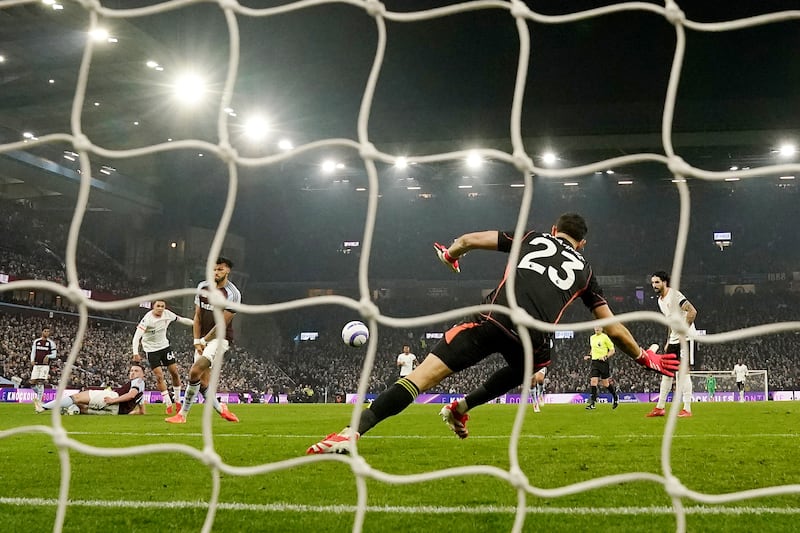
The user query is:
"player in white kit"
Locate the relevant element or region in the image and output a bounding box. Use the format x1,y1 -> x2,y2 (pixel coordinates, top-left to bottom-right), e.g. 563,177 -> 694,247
647,271 -> 698,418
132,300 -> 193,415
732,360 -> 749,402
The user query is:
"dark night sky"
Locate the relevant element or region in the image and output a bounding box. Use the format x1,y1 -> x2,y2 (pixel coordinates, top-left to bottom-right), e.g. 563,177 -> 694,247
2,0 -> 799,286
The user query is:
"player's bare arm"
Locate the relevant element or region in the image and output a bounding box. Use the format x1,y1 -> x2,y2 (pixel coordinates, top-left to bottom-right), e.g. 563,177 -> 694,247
591,304 -> 640,358
104,387 -> 139,406
448,230 -> 499,257
593,304 -> 679,376
681,300 -> 698,327
193,304 -> 205,354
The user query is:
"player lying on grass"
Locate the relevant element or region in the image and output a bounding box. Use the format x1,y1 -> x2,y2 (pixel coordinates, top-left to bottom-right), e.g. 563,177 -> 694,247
41,363 -> 146,415
307,213 -> 679,454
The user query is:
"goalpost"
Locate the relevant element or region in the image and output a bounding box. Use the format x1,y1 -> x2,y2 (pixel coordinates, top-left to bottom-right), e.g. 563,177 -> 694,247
689,370 -> 769,402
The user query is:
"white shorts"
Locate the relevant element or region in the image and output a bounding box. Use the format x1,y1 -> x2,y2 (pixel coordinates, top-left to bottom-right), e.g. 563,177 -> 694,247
87,390 -> 120,415
31,365 -> 50,381
194,339 -> 230,366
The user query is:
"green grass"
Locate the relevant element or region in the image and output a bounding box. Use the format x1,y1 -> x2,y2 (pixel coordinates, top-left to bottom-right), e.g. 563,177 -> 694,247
1,402 -> 799,532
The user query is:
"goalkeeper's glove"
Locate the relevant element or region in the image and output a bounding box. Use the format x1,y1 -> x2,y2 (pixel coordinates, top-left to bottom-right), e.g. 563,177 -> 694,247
433,242 -> 460,273
635,347 -> 679,377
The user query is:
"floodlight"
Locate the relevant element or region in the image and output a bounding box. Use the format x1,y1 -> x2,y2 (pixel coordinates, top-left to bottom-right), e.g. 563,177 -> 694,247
173,73 -> 206,104
541,152 -> 557,165
321,160 -> 336,173
243,115 -> 269,142
779,143 -> 797,158
466,151 -> 482,169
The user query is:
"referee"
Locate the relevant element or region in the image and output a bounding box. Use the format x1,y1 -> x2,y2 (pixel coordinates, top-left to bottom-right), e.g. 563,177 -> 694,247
584,326 -> 619,410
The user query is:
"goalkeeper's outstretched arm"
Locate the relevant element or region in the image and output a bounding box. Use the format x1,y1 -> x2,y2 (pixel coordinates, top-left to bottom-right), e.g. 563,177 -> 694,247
434,231 -> 500,273
592,304 -> 679,377
447,231 -> 500,256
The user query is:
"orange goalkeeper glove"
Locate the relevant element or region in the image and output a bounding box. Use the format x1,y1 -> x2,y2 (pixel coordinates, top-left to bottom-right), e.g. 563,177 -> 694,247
635,347 -> 679,377
433,242 -> 460,273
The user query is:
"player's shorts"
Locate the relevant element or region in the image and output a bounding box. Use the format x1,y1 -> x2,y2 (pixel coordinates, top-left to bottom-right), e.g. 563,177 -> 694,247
736,381 -> 745,391
590,359 -> 611,380
146,346 -> 177,369
194,339 -> 230,366
86,390 -> 120,415
31,365 -> 50,381
431,318 -> 551,376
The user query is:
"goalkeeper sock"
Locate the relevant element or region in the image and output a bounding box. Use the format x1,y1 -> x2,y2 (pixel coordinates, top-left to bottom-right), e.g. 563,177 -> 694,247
464,366 -> 522,410
199,385 -> 222,413
357,378 -> 419,436
657,376 -> 673,409
590,385 -> 598,404
182,381 -> 200,415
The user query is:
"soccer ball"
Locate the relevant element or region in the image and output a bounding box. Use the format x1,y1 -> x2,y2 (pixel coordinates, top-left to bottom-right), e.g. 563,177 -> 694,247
342,320 -> 369,347
61,404 -> 80,415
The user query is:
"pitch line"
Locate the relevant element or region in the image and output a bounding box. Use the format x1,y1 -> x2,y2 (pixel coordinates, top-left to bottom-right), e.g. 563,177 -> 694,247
1,497 -> 799,515
64,431 -> 800,440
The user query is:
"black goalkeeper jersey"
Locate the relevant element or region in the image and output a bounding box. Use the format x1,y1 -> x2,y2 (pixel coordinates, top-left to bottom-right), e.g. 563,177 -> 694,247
480,230 -> 607,336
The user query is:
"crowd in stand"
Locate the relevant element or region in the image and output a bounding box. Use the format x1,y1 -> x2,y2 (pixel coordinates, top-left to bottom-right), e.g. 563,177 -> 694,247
3,187 -> 800,400
2,287 -> 799,400
0,201 -> 145,299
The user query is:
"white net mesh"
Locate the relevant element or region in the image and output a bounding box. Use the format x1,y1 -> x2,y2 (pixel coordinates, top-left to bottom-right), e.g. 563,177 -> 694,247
1,1 -> 800,533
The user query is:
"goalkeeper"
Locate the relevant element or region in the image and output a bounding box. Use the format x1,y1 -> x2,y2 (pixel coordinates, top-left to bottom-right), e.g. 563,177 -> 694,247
706,374 -> 716,402
307,213 -> 679,453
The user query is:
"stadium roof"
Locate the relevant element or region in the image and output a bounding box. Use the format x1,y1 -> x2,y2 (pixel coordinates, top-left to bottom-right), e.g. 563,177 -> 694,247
0,0 -> 799,212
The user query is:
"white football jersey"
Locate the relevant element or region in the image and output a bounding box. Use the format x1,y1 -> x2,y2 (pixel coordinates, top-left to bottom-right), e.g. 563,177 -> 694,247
657,287 -> 697,344
732,364 -> 748,382
134,309 -> 180,353
397,352 -> 417,376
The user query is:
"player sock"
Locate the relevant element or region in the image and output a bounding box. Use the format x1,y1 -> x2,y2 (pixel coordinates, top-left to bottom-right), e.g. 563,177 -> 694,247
182,381 -> 200,415
357,378 -> 419,435
163,390 -> 173,406
590,385 -> 598,404
657,375 -> 673,410
681,373 -> 693,408
42,396 -> 75,411
200,384 -> 222,413
172,385 -> 182,404
464,365 -> 521,410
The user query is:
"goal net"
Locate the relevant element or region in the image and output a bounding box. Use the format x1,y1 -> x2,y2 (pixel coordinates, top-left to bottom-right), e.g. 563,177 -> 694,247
689,370 -> 769,402
1,1 -> 799,533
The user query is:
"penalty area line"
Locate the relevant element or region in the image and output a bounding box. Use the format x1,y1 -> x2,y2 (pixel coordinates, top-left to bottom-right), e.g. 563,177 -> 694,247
1,498 -> 799,515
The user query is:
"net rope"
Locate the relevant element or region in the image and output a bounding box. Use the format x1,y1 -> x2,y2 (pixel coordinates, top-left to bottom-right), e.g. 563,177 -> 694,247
1,1 -> 800,532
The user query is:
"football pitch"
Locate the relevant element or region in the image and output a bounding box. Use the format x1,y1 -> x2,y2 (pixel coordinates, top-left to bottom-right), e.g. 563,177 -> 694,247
1,402 -> 798,532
